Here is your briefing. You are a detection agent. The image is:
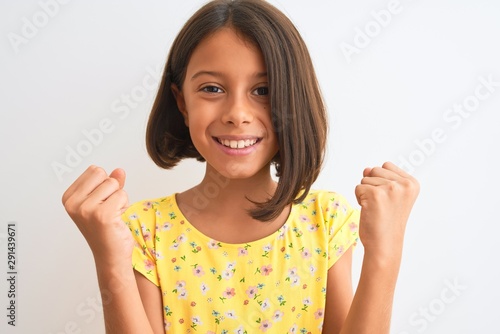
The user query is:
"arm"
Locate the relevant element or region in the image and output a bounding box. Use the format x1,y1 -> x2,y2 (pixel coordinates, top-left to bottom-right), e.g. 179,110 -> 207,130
323,162 -> 419,334
62,166 -> 162,334
338,251 -> 401,333
322,247 -> 354,334
134,270 -> 165,333
95,263 -> 159,334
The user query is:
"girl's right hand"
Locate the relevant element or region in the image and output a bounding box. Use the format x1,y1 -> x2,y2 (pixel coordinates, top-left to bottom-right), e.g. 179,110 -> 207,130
62,165 -> 133,268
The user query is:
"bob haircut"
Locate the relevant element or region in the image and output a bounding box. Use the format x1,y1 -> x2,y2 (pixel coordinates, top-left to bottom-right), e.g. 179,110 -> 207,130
146,0 -> 327,222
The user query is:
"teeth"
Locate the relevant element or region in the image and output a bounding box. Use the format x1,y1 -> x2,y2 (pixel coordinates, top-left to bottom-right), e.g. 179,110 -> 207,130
218,138 -> 258,149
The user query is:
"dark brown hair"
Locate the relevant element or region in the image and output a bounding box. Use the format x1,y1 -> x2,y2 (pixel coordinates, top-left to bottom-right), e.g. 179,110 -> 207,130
146,0 -> 327,221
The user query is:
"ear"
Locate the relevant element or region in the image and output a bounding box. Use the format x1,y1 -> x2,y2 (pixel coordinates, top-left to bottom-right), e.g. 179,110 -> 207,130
171,84 -> 188,126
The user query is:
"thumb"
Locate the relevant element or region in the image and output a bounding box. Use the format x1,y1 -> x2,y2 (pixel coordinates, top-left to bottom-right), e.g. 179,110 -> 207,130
109,168 -> 126,189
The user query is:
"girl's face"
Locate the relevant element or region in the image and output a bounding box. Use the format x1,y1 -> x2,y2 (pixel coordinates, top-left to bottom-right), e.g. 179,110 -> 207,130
173,27 -> 278,179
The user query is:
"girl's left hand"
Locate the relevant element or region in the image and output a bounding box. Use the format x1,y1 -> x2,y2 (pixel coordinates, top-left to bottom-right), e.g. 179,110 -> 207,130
355,161 -> 420,261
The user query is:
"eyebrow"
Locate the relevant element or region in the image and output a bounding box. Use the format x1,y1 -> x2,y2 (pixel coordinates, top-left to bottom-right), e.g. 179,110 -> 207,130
190,71 -> 268,81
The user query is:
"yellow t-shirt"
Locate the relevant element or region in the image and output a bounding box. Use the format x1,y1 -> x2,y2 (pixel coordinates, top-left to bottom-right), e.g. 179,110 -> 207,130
123,190 -> 359,333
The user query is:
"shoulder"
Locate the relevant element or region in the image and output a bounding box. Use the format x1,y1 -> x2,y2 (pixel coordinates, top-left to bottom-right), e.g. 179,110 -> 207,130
121,194 -> 177,227
297,189 -> 354,211
296,189 -> 359,228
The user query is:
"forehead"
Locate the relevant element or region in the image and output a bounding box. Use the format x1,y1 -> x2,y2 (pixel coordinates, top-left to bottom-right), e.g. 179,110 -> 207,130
186,27 -> 266,79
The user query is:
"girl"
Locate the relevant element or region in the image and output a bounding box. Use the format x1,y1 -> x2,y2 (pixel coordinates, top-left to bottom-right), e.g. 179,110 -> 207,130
62,1 -> 419,333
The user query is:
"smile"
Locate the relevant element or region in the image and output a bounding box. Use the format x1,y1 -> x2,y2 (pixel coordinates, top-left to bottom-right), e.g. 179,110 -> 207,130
215,137 -> 260,149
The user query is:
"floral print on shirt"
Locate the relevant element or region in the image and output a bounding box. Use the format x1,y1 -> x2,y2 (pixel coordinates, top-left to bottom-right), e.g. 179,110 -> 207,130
123,190 -> 359,333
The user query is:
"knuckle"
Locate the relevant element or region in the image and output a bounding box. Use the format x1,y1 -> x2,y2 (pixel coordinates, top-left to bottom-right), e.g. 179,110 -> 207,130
106,177 -> 120,189
91,166 -> 107,179
63,197 -> 78,215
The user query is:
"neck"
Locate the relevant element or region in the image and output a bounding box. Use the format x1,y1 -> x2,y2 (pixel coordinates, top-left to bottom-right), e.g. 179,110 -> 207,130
194,163 -> 277,213
176,163 -> 291,244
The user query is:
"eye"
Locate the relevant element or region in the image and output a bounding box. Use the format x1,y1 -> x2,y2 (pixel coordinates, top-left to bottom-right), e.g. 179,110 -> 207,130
201,86 -> 223,94
253,87 -> 269,96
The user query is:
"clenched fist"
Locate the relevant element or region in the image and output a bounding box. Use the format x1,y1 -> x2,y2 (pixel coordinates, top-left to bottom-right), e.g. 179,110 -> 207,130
355,161 -> 420,262
62,165 -> 133,268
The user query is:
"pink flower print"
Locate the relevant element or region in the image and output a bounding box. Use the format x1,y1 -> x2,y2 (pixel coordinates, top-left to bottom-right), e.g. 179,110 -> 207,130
288,267 -> 298,277
223,287 -> 236,299
178,289 -> 188,299
307,224 -> 318,232
261,264 -> 273,276
314,308 -> 324,319
193,265 -> 205,277
309,264 -> 317,275
261,298 -> 270,311
301,248 -> 312,259
225,310 -> 237,319
273,310 -> 284,321
235,326 -> 245,334
222,269 -> 234,280
302,297 -> 312,306
152,249 -> 163,260
238,247 -> 248,256
175,280 -> 186,290
192,316 -> 202,324
246,286 -> 257,299
336,245 -> 345,257
162,222 -> 172,231
200,282 -> 209,295
299,215 -> 310,223
349,221 -> 358,232
288,324 -> 298,334
226,261 -> 236,270
290,276 -> 300,287
142,201 -> 153,210
263,244 -> 272,252
208,239 -> 220,249
259,319 -> 273,332
177,233 -> 186,243
143,231 -> 151,241
144,258 -> 155,271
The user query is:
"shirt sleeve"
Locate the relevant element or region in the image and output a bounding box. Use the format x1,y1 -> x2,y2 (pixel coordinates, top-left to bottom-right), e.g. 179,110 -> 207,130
122,200 -> 160,286
325,193 -> 360,269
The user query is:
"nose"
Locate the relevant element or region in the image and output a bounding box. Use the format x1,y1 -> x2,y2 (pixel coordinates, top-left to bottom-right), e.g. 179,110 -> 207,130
221,93 -> 254,126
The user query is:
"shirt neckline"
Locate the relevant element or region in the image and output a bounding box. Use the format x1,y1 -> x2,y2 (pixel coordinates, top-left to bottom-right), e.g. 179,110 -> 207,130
170,193 -> 298,248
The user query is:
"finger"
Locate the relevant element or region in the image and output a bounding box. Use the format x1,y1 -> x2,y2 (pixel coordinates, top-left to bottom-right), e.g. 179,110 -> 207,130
101,188 -> 129,216
87,177 -> 123,205
362,167 -> 372,178
366,166 -> 402,181
381,161 -> 413,179
109,168 -> 126,189
354,184 -> 373,206
360,176 -> 392,186
62,165 -> 108,204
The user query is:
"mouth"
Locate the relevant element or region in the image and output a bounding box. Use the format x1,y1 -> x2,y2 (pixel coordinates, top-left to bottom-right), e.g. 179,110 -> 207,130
214,137 -> 261,149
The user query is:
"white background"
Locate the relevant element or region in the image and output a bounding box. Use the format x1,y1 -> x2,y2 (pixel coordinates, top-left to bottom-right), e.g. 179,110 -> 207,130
1,0 -> 499,333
